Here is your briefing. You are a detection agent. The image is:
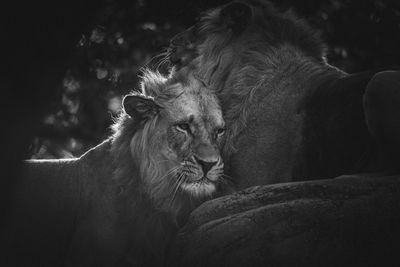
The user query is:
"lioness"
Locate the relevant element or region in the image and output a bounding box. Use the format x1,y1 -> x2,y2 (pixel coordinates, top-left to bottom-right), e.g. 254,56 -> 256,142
168,0 -> 391,189
7,69 -> 228,266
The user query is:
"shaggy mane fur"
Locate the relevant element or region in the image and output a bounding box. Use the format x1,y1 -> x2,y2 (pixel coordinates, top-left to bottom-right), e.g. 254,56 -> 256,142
111,71 -> 180,220
185,0 -> 344,157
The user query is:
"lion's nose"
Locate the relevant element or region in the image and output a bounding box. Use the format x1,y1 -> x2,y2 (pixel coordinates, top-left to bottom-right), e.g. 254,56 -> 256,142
194,156 -> 218,174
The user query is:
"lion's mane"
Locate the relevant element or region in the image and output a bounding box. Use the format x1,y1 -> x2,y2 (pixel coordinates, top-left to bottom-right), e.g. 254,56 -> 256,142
193,1 -> 339,157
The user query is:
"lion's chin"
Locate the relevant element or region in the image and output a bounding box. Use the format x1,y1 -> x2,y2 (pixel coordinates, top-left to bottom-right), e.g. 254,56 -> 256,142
181,179 -> 216,198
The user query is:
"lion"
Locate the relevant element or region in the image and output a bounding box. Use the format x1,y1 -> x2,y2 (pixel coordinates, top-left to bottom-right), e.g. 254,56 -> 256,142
7,68 -> 228,266
167,0 -> 392,190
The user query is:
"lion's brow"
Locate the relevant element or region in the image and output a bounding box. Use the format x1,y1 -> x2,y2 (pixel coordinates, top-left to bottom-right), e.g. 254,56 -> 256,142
175,115 -> 194,124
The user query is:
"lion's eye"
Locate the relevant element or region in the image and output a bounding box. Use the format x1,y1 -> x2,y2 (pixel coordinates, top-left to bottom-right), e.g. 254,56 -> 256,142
176,123 -> 191,133
216,127 -> 225,137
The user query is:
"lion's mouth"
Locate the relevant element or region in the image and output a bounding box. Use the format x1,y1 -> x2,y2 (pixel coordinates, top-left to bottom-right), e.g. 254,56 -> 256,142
177,159 -> 223,197
181,177 -> 216,197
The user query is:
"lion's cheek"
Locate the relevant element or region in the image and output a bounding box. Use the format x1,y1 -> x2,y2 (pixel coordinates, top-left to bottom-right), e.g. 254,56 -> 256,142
163,147 -> 178,162
166,128 -> 191,159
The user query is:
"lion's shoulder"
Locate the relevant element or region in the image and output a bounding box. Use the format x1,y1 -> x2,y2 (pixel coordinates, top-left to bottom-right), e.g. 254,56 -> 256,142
12,140 -> 121,266
20,139 -> 116,206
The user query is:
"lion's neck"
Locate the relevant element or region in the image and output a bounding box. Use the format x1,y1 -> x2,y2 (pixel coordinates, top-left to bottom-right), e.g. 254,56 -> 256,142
110,120 -> 181,265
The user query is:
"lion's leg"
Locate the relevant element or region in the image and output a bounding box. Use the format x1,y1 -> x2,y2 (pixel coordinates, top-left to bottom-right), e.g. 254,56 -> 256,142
363,70 -> 400,173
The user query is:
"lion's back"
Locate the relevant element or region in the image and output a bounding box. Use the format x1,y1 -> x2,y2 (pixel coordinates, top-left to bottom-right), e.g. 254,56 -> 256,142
6,159 -> 84,265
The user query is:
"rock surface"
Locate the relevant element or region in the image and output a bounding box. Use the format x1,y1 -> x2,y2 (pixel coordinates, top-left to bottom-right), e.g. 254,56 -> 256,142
167,174 -> 400,266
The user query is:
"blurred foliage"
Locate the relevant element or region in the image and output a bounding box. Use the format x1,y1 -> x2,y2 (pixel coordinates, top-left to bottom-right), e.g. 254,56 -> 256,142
29,0 -> 400,159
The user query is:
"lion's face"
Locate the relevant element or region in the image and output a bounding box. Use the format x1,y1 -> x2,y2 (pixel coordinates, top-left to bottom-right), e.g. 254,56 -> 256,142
123,73 -> 226,200
159,78 -> 226,197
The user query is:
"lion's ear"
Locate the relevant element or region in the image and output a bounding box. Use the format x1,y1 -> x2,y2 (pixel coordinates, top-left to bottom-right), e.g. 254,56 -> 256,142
220,2 -> 253,33
122,94 -> 160,121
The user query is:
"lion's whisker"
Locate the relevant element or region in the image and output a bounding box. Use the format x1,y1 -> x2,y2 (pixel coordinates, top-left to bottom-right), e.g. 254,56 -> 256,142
171,172 -> 183,193
218,174 -> 235,187
144,48 -> 169,68
156,166 -> 180,182
170,172 -> 185,205
156,57 -> 170,70
222,174 -> 234,181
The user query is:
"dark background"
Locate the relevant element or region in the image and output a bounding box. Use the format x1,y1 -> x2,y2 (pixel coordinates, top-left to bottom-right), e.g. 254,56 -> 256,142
2,1 -> 399,262
3,0 -> 400,164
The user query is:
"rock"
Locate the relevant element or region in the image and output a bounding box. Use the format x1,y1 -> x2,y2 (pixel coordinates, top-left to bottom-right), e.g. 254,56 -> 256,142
167,174 -> 400,266
364,70 -> 400,173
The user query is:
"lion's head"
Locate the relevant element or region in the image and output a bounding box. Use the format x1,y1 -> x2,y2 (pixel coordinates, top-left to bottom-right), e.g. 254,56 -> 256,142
169,0 -> 326,84
111,68 -> 228,222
